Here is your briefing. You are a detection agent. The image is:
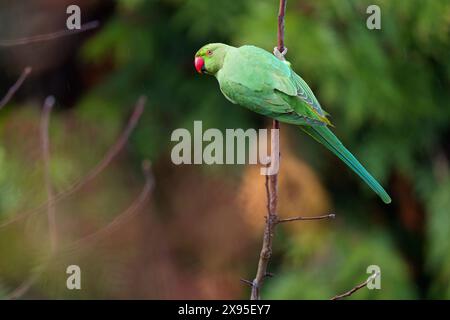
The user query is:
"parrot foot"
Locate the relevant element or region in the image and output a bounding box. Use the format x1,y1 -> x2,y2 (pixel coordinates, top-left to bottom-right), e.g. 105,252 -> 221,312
273,46 -> 288,60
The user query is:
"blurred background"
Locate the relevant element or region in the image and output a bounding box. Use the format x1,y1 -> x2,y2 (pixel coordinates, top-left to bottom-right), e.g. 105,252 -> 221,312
0,0 -> 449,299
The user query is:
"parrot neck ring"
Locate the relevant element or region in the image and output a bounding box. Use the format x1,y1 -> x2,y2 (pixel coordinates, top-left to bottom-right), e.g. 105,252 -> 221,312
195,57 -> 207,74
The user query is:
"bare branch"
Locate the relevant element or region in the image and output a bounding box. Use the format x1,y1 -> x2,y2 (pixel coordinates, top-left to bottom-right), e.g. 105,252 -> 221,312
6,97 -> 59,300
249,0 -> 286,301
250,170 -> 279,300
5,161 -> 154,299
0,21 -> 99,47
0,96 -> 146,229
4,262 -> 49,300
240,279 -> 254,287
60,160 -> 155,254
41,96 -> 58,253
6,97 -> 56,300
331,272 -> 380,300
277,213 -> 336,224
48,96 -> 146,201
0,67 -> 32,110
277,0 -> 287,53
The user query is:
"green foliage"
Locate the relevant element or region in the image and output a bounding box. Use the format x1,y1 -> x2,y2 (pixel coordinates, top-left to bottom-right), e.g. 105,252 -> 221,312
427,178 -> 450,298
77,0 -> 450,299
266,228 -> 417,299
80,0 -> 256,162
1,0 -> 449,299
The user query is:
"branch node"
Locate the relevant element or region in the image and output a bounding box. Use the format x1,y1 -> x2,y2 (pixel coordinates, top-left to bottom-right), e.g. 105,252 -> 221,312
331,272 -> 380,300
240,279 -> 254,287
273,46 -> 288,60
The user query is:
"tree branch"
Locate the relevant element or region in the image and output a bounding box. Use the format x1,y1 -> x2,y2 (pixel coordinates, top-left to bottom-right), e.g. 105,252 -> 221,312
61,160 -> 155,254
250,171 -> 279,300
277,0 -> 287,53
0,67 -> 32,111
331,272 -> 380,300
277,213 -> 335,224
40,96 -> 58,253
4,262 -> 49,300
0,21 -> 99,47
6,97 -> 59,300
249,0 -> 287,301
5,160 -> 154,299
0,96 -> 146,229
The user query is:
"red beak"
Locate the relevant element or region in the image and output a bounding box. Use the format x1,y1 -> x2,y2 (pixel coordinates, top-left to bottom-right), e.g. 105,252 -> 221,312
195,56 -> 205,74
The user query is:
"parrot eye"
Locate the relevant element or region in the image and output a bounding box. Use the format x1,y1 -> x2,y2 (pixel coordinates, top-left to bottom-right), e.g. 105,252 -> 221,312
206,50 -> 213,56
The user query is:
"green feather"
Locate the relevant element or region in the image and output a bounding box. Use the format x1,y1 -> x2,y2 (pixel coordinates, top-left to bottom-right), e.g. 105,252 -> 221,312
195,43 -> 392,204
301,125 -> 392,204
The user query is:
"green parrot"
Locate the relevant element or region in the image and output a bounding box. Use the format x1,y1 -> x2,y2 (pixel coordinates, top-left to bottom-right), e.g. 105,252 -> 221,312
194,43 -> 391,204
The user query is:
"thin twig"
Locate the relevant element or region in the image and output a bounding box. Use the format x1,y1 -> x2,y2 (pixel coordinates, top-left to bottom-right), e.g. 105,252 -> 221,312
0,21 -> 99,47
0,96 -> 146,229
331,272 -> 380,300
277,0 -> 287,53
60,160 -> 155,254
5,161 -> 154,299
240,279 -> 254,287
41,96 -> 58,253
4,262 -> 49,300
6,97 -> 57,300
0,67 -> 32,110
277,213 -> 335,224
6,97 -> 59,300
250,171 -> 279,300
249,0 -> 286,301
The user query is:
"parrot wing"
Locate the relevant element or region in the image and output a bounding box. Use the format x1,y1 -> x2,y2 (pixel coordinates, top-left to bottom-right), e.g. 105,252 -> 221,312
290,72 -> 327,117
221,46 -> 330,126
217,45 -> 390,203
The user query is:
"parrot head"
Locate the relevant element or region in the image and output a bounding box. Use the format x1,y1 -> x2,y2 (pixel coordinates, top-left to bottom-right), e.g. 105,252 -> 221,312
194,43 -> 231,75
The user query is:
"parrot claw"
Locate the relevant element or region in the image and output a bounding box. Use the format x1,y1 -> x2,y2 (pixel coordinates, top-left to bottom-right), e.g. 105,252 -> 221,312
273,46 -> 288,60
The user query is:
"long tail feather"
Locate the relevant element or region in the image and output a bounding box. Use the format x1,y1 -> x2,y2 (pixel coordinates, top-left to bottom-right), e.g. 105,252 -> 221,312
301,126 -> 391,204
